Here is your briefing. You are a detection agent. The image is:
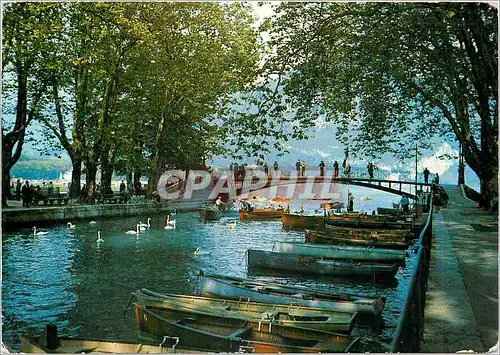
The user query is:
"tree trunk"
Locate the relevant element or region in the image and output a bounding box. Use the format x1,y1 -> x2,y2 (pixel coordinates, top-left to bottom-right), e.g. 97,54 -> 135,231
478,165 -> 498,209
85,162 -> 97,204
70,155 -> 82,199
2,160 -> 12,207
100,153 -> 113,193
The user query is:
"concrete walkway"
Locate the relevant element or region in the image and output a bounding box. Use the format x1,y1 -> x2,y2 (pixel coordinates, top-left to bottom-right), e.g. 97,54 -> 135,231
423,185 -> 498,352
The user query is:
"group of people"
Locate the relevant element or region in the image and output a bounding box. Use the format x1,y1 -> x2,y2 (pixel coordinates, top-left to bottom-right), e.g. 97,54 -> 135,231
423,167 -> 439,185
16,180 -> 56,207
295,160 -> 307,176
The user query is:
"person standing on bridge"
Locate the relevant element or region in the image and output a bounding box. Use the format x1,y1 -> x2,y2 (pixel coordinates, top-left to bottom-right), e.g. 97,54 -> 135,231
434,173 -> 440,185
263,162 -> 269,176
319,161 -> 326,177
273,161 -> 279,174
301,161 -> 306,176
295,160 -> 301,176
423,168 -> 430,184
333,161 -> 339,178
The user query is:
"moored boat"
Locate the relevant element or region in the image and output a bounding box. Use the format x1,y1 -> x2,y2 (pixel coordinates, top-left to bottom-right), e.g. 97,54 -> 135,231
247,249 -> 400,279
20,326 -> 204,353
198,207 -> 221,221
239,208 -> 283,221
305,229 -> 409,249
273,242 -> 406,263
282,213 -> 325,229
134,303 -> 360,353
323,224 -> 412,241
198,273 -> 385,316
132,288 -> 357,334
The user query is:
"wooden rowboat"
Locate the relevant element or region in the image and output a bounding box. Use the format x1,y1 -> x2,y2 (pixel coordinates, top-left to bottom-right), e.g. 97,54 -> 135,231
132,288 -> 357,334
134,303 -> 360,353
324,224 -> 411,240
282,213 -> 325,229
239,208 -> 283,221
376,207 -> 414,216
20,325 -> 205,354
248,249 -> 400,279
305,229 -> 409,249
198,273 -> 385,316
273,242 -> 406,263
198,208 -> 221,221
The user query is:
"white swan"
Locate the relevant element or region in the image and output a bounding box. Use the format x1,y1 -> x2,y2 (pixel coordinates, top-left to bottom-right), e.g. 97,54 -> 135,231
89,221 -> 97,225
228,221 -> 237,230
32,227 -> 48,236
171,209 -> 177,216
194,247 -> 210,255
166,215 -> 176,227
138,218 -> 151,229
96,231 -> 103,243
67,222 -> 76,229
164,223 -> 176,230
125,224 -> 140,235
138,222 -> 146,232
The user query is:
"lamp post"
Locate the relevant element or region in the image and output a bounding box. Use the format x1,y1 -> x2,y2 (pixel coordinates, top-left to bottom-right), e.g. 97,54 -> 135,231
458,143 -> 465,185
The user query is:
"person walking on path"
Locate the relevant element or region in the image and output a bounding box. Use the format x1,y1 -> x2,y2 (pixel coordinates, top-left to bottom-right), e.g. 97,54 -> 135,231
21,181 -> 30,207
263,162 -> 269,176
319,161 -> 326,177
15,179 -> 21,201
333,161 -> 339,178
273,161 -> 279,173
301,161 -> 306,176
400,195 -> 410,214
295,160 -> 301,176
423,167 -> 430,183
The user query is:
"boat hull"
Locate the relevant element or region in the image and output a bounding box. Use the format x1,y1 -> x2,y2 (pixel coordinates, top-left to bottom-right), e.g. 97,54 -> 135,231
305,229 -> 409,249
239,209 -> 283,221
198,208 -> 221,221
282,214 -> 325,229
248,249 -> 399,279
273,242 -> 406,263
134,303 -> 357,353
133,289 -> 356,334
198,273 -> 385,316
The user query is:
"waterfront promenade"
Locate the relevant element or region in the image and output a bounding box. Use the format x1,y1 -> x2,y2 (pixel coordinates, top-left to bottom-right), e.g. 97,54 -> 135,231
423,185 -> 498,352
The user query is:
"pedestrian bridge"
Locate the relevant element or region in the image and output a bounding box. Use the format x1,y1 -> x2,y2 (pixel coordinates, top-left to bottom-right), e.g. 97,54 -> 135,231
161,171 -> 432,202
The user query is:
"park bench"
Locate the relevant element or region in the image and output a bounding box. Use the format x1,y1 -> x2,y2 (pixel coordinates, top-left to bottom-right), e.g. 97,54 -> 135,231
97,192 -> 130,204
32,191 -> 69,206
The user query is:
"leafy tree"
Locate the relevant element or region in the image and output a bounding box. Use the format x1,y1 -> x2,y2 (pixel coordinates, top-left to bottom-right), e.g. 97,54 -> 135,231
120,2 -> 259,193
237,3 -> 497,206
1,3 -> 62,206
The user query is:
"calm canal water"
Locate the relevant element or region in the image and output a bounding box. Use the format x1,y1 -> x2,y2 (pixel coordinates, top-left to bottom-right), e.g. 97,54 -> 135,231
2,187 -> 417,352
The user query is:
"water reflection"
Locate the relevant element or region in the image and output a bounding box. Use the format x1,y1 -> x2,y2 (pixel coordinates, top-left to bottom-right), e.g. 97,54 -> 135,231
2,188 -> 412,352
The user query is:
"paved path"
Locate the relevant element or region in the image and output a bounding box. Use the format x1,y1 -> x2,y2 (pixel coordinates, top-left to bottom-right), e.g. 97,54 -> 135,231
423,185 -> 498,352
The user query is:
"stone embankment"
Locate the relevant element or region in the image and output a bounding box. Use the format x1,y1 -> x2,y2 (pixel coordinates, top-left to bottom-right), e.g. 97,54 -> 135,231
2,199 -> 206,227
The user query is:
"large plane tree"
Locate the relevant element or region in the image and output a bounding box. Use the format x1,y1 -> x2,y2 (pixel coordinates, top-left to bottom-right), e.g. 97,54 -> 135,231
238,3 -> 497,206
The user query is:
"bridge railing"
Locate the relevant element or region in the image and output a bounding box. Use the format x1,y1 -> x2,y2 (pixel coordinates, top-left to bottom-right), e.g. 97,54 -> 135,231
390,195 -> 434,352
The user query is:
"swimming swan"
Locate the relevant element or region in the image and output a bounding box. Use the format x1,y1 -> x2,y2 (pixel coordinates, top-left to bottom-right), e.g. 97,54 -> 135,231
194,247 -> 210,255
32,227 -> 48,236
164,223 -> 176,230
125,224 -> 140,235
67,222 -> 76,229
96,231 -> 103,243
228,221 -> 237,230
89,221 -> 97,225
166,215 -> 176,227
138,218 -> 151,229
